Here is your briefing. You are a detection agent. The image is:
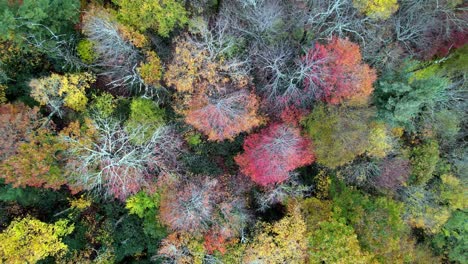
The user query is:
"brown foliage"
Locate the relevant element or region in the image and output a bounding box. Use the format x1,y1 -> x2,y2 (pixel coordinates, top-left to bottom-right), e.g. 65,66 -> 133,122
0,103 -> 41,161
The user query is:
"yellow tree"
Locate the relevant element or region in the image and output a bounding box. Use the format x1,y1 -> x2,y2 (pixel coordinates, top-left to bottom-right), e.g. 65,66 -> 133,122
29,72 -> 95,115
137,51 -> 163,87
353,0 -> 399,20
0,216 -> 74,263
243,205 -> 308,263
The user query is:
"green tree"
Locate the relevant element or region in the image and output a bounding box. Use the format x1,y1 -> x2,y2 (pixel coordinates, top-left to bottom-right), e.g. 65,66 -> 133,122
0,216 -> 74,263
76,39 -> 96,64
126,191 -> 167,239
125,98 -> 165,144
432,210 -> 467,263
431,109 -> 461,146
401,186 -> 452,234
0,0 -> 80,49
356,197 -> 412,263
410,140 -> 440,185
373,61 -> 449,131
90,92 -> 117,118
112,0 -> 188,37
300,197 -> 333,231
331,182 -> 414,262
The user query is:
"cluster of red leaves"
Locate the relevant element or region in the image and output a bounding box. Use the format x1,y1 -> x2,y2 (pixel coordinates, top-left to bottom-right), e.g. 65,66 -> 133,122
303,37 -> 376,105
203,227 -> 235,254
235,123 -> 315,186
280,106 -> 309,126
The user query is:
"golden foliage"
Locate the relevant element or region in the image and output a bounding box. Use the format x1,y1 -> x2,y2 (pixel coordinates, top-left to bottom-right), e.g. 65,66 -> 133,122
353,0 -> 399,20
313,171 -> 332,199
0,84 -> 7,104
137,51 -> 163,86
69,195 -> 92,210
30,73 -> 95,112
367,121 -> 392,158
243,205 -> 308,264
0,216 -> 74,263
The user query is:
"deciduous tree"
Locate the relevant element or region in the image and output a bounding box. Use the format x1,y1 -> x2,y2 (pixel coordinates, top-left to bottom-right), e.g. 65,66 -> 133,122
0,216 -> 74,263
432,210 -> 467,263
112,0 -> 188,37
0,103 -> 41,161
158,174 -> 251,259
1,127 -> 70,191
62,117 -> 184,200
373,157 -> 411,192
185,89 -> 263,141
303,104 -> 374,169
235,123 -> 315,186
308,218 -> 374,263
410,140 -> 440,186
29,72 -> 95,115
400,177 -> 464,235
243,205 -> 308,264
159,175 -> 251,237
303,37 -> 377,105
81,6 -> 155,95
353,0 -> 399,20
124,98 -> 165,144
165,37 -> 263,141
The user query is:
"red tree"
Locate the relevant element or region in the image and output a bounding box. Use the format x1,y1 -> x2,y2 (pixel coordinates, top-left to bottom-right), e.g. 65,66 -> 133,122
303,37 -> 376,105
423,30 -> 468,59
235,123 -> 315,186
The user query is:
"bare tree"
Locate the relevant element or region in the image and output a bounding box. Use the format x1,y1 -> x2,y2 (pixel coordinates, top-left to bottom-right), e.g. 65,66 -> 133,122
21,25 -> 85,71
254,172 -> 310,212
306,0 -> 370,42
389,0 -> 467,57
81,7 -> 155,96
187,17 -> 252,80
62,116 -> 185,199
160,176 -> 219,233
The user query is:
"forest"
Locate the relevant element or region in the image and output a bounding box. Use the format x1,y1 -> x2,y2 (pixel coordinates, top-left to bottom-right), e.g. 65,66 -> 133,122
0,0 -> 466,263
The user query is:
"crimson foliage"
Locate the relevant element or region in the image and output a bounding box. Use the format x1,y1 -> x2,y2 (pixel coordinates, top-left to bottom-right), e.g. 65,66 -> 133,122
235,123 -> 315,186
